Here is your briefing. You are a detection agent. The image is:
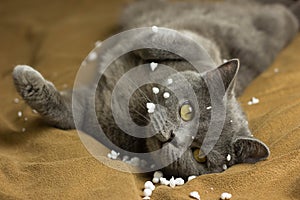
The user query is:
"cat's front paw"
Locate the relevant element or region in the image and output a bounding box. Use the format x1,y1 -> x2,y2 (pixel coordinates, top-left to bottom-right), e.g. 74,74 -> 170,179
13,65 -> 46,99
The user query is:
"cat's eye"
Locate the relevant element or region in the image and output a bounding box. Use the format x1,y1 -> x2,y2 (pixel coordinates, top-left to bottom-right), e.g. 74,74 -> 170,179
179,101 -> 194,121
193,148 -> 207,163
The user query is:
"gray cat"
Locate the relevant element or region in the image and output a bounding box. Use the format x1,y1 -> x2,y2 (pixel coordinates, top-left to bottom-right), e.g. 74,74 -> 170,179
12,0 -> 300,178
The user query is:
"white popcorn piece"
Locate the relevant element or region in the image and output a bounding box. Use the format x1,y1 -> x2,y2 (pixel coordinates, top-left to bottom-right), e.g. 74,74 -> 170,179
169,176 -> 176,188
17,111 -> 22,118
14,98 -> 19,104
94,40 -> 102,47
150,62 -> 158,71
152,26 -> 158,33
230,120 -> 233,123
188,175 -> 197,182
144,181 -> 155,191
140,159 -> 147,168
148,108 -> 154,114
122,155 -> 129,162
87,52 -> 97,61
153,171 -> 163,179
111,150 -> 119,156
146,102 -> 156,113
143,188 -> 152,197
32,109 -> 38,114
163,92 -> 170,99
130,157 -> 140,166
160,177 -> 170,185
248,97 -> 259,105
223,164 -> 228,170
152,177 -> 160,184
167,78 -> 173,85
159,177 -> 170,185
189,191 -> 201,200
227,154 -> 231,161
206,106 -> 212,110
175,178 -> 185,186
110,150 -> 120,160
146,103 -> 153,109
107,153 -> 112,159
252,97 -> 259,104
111,150 -> 117,156
220,192 -> 232,200
152,87 -> 159,94
59,91 -> 65,95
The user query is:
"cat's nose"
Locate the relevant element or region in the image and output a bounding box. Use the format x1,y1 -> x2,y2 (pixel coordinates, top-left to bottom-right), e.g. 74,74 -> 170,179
155,130 -> 173,142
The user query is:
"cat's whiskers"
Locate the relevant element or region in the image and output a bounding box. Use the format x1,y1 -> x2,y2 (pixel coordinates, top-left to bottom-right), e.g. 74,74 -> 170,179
124,76 -> 151,102
130,95 -> 153,114
153,92 -> 175,133
135,91 -> 151,104
131,108 -> 150,123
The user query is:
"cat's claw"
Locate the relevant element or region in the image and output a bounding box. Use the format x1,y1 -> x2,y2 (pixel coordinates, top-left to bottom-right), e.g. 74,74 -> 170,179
13,65 -> 46,99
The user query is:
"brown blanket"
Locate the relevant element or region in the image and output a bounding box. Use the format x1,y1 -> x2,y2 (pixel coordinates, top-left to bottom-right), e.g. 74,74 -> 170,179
0,0 -> 299,199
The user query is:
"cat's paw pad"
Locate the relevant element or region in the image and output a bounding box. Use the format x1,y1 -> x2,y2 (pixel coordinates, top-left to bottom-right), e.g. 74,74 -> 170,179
13,65 -> 46,99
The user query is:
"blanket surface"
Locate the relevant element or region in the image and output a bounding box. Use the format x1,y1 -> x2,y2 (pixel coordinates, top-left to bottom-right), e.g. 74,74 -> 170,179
0,0 -> 299,199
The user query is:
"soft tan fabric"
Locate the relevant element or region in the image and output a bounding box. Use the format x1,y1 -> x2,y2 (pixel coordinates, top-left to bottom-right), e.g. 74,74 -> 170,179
0,0 -> 299,199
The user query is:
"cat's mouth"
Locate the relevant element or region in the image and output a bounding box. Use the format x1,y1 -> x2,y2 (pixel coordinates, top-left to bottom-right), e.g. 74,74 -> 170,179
160,130 -> 176,147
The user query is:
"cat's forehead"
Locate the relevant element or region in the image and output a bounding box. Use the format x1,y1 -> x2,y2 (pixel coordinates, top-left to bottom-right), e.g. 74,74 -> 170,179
163,71 -> 203,91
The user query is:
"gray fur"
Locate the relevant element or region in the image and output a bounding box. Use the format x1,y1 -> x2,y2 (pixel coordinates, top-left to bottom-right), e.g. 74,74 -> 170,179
122,0 -> 299,94
12,0 -> 299,178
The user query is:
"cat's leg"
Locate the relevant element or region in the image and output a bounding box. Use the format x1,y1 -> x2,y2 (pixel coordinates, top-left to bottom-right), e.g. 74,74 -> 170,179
225,5 -> 299,93
13,65 -> 75,129
252,0 -> 297,7
262,0 -> 300,26
249,0 -> 300,26
253,5 -> 299,49
291,1 -> 300,26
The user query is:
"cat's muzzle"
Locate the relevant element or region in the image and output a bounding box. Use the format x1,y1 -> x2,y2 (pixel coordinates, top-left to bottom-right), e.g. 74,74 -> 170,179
149,106 -> 175,142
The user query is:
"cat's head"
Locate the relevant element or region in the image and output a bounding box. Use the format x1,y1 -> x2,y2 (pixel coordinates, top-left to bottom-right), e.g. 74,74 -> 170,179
129,59 -> 269,178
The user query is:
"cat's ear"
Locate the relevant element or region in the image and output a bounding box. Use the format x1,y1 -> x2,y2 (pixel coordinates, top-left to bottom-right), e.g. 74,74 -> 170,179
204,59 -> 240,92
233,136 -> 270,164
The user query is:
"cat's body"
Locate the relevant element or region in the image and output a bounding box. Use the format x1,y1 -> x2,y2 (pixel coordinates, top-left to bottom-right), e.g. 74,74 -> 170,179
13,0 -> 300,178
122,0 -> 299,94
